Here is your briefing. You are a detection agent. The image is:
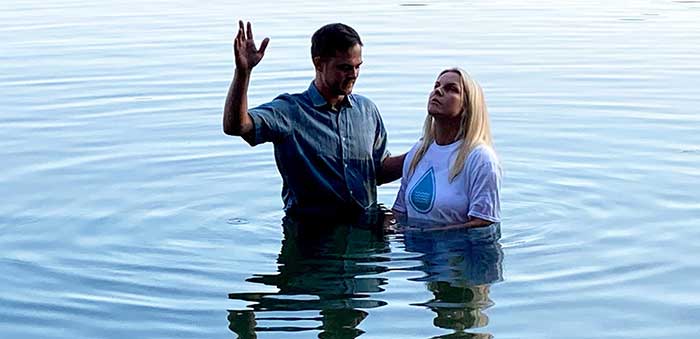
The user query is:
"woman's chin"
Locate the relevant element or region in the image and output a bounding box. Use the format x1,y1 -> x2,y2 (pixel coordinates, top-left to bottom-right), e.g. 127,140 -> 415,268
427,105 -> 440,116
427,108 -> 443,117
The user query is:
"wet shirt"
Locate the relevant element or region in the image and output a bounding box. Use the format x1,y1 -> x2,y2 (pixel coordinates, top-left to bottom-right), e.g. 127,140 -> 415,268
392,141 -> 502,224
247,82 -> 390,216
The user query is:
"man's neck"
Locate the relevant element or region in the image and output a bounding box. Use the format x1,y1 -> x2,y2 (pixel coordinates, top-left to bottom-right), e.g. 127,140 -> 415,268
314,79 -> 345,109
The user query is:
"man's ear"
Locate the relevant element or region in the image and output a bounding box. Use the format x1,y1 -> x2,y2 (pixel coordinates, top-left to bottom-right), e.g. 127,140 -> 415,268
312,56 -> 323,71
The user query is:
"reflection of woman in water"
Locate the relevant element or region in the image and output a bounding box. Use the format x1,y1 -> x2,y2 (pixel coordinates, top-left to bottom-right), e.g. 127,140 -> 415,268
393,68 -> 501,230
403,225 -> 503,338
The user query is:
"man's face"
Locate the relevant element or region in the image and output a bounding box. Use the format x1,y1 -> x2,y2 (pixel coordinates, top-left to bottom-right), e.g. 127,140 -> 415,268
315,44 -> 363,97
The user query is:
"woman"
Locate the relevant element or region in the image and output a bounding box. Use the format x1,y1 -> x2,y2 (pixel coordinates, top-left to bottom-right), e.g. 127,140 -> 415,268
392,67 -> 502,229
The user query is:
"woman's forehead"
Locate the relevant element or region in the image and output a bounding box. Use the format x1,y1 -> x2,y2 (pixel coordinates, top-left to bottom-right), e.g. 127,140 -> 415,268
437,71 -> 461,84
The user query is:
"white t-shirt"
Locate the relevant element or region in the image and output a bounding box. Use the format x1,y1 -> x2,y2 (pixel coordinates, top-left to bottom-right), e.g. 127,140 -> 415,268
392,140 -> 502,225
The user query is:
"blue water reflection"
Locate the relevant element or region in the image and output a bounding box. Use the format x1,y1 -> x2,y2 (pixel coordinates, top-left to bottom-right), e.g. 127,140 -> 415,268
228,216 -> 390,338
228,216 -> 503,338
403,224 -> 503,338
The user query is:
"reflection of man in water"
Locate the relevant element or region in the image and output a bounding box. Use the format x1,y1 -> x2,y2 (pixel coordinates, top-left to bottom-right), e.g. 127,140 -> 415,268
228,217 -> 389,338
222,21 -> 404,217
403,224 -> 503,338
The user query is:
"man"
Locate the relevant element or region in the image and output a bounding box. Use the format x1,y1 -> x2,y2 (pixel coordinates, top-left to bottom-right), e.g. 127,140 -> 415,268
223,21 -> 403,217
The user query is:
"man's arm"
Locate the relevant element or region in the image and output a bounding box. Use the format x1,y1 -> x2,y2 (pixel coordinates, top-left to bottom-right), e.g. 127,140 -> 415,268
378,153 -> 406,185
222,21 -> 269,139
223,68 -> 253,136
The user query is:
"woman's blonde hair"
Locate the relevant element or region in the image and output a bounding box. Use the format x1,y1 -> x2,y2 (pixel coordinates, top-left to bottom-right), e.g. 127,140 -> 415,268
408,67 -> 494,182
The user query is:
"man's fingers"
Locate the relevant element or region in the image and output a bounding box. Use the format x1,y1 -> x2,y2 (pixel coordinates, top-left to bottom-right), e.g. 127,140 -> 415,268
235,26 -> 243,43
236,20 -> 244,43
258,37 -> 270,55
246,21 -> 253,40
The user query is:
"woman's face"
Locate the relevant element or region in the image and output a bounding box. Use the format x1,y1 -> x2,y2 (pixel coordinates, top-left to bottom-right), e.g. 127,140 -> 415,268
427,71 -> 464,119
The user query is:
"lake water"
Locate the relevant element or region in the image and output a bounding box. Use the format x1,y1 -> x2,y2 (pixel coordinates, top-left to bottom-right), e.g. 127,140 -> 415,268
2,0 -> 699,338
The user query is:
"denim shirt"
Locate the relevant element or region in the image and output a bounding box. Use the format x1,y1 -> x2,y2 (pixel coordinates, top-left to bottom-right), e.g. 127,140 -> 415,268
247,82 -> 390,216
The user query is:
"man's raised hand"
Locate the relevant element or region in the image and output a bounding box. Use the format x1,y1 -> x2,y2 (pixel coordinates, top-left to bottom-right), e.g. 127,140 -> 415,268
233,21 -> 270,71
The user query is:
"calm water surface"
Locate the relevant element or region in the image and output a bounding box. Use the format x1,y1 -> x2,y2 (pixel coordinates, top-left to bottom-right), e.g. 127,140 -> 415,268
1,0 -> 699,338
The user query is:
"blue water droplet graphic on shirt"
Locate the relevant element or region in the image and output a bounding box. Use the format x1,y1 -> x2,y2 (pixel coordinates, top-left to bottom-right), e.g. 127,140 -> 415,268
409,167 -> 435,214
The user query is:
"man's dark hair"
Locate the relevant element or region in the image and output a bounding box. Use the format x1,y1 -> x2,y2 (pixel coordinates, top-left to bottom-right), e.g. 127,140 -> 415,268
311,23 -> 363,59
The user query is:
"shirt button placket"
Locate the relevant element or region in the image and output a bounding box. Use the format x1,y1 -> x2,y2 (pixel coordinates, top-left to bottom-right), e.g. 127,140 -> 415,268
340,110 -> 353,199
340,111 -> 347,170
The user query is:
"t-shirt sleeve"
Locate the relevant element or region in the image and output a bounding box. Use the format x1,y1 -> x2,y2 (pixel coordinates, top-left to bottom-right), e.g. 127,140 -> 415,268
246,95 -> 293,146
467,155 -> 502,223
392,142 -> 419,214
392,171 -> 408,214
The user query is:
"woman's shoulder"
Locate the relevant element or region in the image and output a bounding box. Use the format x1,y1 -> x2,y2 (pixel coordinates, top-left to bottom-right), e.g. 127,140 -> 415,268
406,138 -> 424,156
466,144 -> 501,169
401,138 -> 431,170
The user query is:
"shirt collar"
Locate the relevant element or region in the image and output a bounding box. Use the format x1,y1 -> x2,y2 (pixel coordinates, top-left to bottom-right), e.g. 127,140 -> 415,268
308,82 -> 354,109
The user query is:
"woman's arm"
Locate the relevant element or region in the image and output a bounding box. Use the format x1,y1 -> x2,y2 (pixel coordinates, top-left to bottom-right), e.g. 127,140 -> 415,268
465,147 -> 502,227
416,216 -> 492,232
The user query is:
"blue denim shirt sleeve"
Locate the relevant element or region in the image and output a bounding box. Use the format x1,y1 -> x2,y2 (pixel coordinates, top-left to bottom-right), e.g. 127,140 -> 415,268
247,94 -> 293,146
372,102 -> 391,179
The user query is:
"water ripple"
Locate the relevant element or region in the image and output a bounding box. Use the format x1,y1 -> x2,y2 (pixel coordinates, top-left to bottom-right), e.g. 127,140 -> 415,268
2,0 -> 700,338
